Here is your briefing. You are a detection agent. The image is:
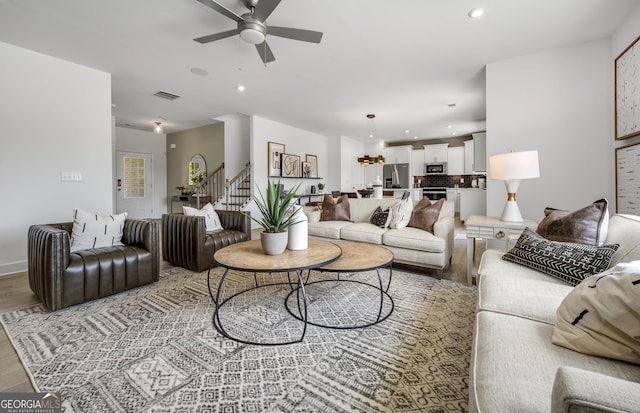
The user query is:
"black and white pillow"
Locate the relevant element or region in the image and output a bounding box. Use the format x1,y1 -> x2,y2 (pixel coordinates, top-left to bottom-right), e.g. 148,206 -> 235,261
370,206 -> 391,228
502,228 -> 619,286
70,209 -> 127,252
183,203 -> 223,232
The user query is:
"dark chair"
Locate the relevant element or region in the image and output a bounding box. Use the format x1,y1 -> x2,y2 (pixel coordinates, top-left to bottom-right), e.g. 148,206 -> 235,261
161,210 -> 251,272
28,219 -> 159,311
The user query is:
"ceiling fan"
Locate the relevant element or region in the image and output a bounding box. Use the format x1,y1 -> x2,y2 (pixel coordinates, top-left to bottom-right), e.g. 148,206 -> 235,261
193,0 -> 323,64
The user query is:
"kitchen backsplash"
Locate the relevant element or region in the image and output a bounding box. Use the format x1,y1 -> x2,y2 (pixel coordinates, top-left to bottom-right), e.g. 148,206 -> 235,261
417,174 -> 487,188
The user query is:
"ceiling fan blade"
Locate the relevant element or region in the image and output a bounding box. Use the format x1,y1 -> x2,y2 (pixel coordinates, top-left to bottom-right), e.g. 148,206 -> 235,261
255,41 -> 275,64
252,0 -> 281,22
267,26 -> 323,43
196,0 -> 243,22
194,28 -> 240,43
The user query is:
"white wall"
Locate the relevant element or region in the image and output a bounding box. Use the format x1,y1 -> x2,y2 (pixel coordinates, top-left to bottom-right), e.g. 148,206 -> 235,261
486,38 -> 612,221
0,41 -> 112,275
249,116 -> 329,228
339,136 -> 365,191
114,126 -> 168,218
216,113 -> 251,179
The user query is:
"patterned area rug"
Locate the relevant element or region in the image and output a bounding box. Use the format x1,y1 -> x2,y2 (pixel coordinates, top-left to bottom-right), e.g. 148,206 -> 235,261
1,266 -> 477,412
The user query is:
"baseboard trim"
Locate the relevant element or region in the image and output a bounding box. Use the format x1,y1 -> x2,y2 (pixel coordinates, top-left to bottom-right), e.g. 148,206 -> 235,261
0,261 -> 27,276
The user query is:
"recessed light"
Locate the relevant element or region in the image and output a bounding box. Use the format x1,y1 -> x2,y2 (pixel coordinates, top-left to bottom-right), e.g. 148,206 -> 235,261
468,8 -> 484,19
405,130 -> 410,134
447,125 -> 455,128
190,67 -> 208,76
369,134 -> 374,138
236,85 -> 246,92
452,132 -> 457,135
413,136 -> 418,140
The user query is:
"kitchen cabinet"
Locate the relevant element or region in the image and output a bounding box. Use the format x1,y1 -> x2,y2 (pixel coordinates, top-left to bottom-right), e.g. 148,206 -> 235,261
446,188 -> 460,213
459,188 -> 487,221
383,145 -> 412,164
424,143 -> 448,163
411,149 -> 424,176
464,140 -> 474,174
472,132 -> 486,172
447,147 -> 464,175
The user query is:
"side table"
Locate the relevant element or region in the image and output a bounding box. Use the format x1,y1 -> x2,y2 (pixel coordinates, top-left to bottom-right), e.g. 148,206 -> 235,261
465,215 -> 537,286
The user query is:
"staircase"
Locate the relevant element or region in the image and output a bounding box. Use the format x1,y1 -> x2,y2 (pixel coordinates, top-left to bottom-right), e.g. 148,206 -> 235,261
198,162 -> 251,210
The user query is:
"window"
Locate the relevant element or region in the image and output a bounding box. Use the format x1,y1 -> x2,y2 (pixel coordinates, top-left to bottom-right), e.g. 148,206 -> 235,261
123,156 -> 145,198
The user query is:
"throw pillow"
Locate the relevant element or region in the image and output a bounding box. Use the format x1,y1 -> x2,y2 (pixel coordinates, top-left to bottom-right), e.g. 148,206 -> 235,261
389,197 -> 413,229
183,203 -> 223,232
70,209 -> 127,252
408,198 -> 444,233
502,228 -> 619,286
536,199 -> 609,246
320,194 -> 351,221
552,261 -> 640,364
370,206 -> 392,228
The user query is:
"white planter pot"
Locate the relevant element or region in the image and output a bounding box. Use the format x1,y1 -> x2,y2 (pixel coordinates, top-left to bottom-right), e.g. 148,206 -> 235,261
260,231 -> 288,255
287,205 -> 308,250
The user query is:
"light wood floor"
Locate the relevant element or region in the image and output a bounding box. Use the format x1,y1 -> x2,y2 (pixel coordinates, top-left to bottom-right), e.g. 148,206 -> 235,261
0,215 -> 484,393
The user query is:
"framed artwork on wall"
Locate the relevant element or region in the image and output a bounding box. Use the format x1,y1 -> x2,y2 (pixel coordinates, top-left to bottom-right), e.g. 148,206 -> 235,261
268,141 -> 285,177
305,154 -> 318,178
301,162 -> 312,178
281,153 -> 300,178
615,141 -> 640,214
615,35 -> 640,140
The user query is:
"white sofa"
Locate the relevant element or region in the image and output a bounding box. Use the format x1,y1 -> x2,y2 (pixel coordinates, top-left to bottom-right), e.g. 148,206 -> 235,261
469,214 -> 640,412
304,198 -> 455,276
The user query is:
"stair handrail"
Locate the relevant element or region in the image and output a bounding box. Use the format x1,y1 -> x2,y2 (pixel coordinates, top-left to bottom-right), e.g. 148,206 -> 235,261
225,162 -> 251,211
195,162 -> 224,209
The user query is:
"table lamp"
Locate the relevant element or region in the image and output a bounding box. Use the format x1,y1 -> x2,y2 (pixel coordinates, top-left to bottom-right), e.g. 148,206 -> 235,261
489,150 -> 540,222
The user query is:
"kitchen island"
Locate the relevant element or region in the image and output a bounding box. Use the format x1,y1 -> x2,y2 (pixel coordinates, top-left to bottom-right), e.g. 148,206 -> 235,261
382,188 -> 422,201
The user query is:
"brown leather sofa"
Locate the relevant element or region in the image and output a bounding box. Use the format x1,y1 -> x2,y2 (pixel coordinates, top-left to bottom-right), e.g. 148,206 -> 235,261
161,210 -> 251,272
28,219 -> 159,311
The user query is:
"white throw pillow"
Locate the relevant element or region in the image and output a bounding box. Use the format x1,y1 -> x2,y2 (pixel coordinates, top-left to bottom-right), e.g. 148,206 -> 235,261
552,261 -> 640,364
389,198 -> 413,229
70,209 -> 127,252
183,203 -> 223,232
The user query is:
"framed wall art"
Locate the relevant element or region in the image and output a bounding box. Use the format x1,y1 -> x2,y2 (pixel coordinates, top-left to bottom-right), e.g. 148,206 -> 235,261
281,153 -> 300,178
615,35 -> 640,140
305,154 -> 318,178
267,141 -> 285,177
301,161 -> 312,178
615,141 -> 640,214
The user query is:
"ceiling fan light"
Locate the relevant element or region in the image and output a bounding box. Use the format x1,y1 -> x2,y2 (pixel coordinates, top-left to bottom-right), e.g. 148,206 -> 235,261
240,28 -> 265,44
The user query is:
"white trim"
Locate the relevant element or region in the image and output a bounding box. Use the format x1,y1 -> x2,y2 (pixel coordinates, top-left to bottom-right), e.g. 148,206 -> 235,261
0,260 -> 27,276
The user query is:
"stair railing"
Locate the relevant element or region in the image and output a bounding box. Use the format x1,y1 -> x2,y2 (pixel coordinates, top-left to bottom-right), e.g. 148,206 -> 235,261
195,162 -> 225,209
225,162 -> 251,210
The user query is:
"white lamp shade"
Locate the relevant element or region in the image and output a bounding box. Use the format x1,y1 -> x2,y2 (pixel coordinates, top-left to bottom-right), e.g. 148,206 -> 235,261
489,150 -> 540,180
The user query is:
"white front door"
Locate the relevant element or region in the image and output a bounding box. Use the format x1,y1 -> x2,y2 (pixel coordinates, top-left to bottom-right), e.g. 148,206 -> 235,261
116,151 -> 153,218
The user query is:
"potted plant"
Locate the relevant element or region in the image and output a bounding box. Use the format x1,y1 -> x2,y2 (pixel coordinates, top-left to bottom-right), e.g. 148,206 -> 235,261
317,182 -> 325,191
248,179 -> 301,255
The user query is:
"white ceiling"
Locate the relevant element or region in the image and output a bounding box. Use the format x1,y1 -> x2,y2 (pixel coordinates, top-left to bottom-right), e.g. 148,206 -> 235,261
0,0 -> 638,142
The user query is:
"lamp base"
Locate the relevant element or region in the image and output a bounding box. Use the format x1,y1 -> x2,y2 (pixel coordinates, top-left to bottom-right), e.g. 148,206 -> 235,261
500,200 -> 523,222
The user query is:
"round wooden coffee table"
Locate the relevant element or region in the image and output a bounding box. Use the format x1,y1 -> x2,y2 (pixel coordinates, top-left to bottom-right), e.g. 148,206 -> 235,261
210,239 -> 342,345
285,241 -> 394,329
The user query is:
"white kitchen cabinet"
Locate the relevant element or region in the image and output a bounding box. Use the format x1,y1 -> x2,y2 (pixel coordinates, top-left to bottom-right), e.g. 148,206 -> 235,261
424,143 -> 448,163
472,132 -> 486,172
411,149 -> 424,176
384,145 -> 412,164
464,140 -> 474,174
447,147 -> 464,175
459,188 -> 487,222
446,188 -> 460,213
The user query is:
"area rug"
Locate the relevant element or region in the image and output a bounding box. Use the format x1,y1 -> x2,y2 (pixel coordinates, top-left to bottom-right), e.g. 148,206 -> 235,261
1,266 -> 477,412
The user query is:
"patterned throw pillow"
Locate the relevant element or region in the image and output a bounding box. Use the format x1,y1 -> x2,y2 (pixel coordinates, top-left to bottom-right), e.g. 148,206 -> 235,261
183,203 -> 223,232
370,206 -> 391,228
408,198 -> 444,233
552,261 -> 640,364
536,198 -> 609,246
70,209 -> 127,252
320,194 -> 351,221
502,228 -> 619,286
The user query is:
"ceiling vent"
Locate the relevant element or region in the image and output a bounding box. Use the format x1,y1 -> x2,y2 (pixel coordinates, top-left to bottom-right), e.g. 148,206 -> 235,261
153,90 -> 181,101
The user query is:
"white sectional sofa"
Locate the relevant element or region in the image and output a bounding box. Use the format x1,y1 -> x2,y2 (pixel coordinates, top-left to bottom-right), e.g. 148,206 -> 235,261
469,214 -> 640,412
304,198 -> 455,276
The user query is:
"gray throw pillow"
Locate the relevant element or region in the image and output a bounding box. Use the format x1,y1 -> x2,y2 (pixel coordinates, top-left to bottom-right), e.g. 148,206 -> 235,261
503,228 -> 619,286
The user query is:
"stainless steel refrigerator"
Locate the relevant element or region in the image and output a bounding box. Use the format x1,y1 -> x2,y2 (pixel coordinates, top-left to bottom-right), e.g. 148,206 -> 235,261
383,163 -> 410,188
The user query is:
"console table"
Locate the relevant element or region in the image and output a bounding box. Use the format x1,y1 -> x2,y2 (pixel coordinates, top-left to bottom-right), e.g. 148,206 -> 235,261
465,215 -> 537,286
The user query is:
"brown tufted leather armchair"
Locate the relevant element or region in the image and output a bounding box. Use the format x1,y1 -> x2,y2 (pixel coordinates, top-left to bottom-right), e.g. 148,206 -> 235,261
28,219 -> 159,311
161,210 -> 251,272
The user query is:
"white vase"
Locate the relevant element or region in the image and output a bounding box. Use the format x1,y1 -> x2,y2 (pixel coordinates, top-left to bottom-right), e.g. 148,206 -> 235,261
287,205 -> 308,250
261,231 -> 288,255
